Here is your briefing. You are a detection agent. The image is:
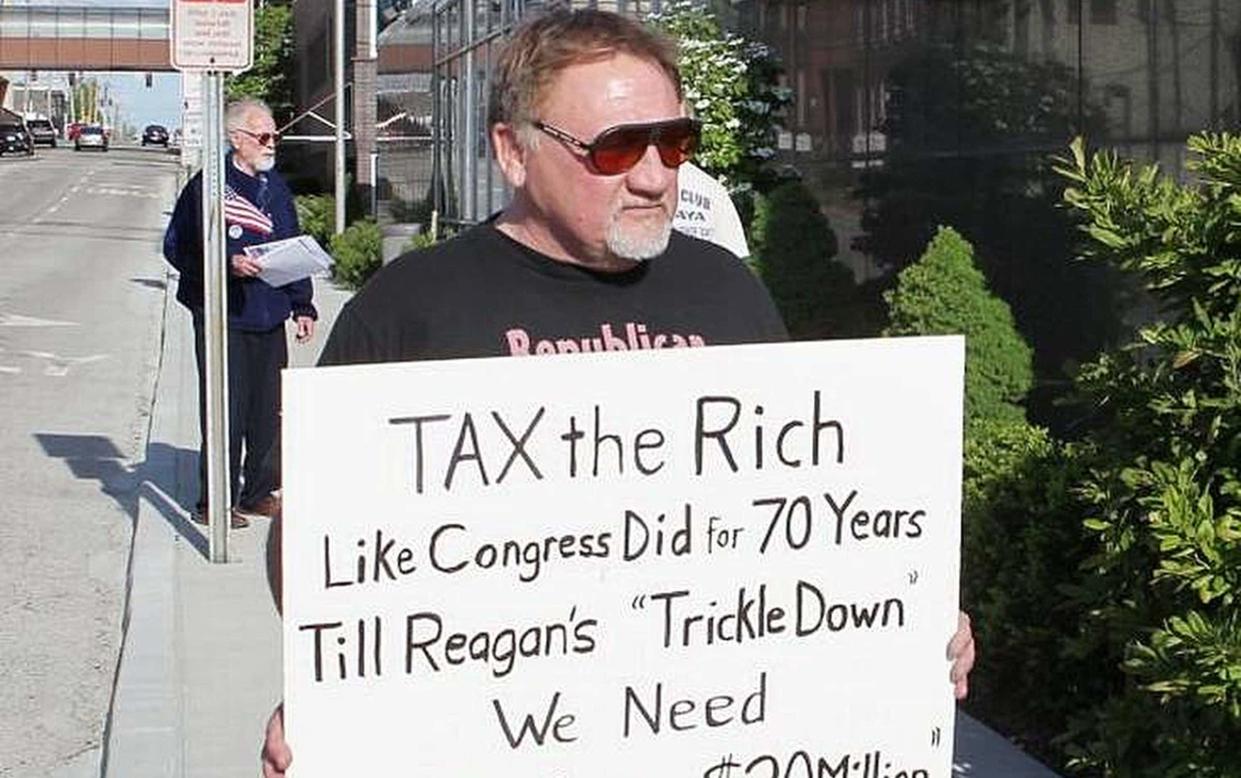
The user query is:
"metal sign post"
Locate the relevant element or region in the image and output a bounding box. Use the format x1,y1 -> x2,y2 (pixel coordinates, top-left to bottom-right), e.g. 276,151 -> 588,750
171,0 -> 253,563
200,71 -> 230,563
180,71 -> 203,172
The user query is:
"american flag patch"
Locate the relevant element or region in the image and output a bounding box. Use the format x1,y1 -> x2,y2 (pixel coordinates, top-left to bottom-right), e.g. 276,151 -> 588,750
224,185 -> 274,236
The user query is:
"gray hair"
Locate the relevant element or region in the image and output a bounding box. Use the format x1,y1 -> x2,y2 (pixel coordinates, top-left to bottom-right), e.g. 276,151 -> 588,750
225,98 -> 272,132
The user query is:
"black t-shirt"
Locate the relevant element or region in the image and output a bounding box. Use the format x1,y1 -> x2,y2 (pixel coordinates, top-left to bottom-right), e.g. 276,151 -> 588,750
318,223 -> 788,366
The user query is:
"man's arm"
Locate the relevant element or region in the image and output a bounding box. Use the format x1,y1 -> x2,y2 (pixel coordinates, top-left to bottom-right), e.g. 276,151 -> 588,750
163,174 -> 202,276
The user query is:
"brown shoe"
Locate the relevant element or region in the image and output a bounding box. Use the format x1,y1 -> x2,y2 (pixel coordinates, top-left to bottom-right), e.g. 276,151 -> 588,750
234,493 -> 281,521
191,506 -> 251,529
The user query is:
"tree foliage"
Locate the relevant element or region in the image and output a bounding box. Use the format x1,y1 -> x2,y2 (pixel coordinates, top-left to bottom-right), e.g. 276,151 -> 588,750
226,2 -> 295,122
857,44 -> 1122,421
884,226 -> 1033,423
1053,134 -> 1241,776
647,0 -> 790,193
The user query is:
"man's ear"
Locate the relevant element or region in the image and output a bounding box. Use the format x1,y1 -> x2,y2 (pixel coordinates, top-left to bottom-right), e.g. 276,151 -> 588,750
491,122 -> 527,189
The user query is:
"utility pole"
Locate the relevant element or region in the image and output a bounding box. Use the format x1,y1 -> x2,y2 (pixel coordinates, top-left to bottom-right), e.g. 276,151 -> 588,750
65,75 -> 75,133
334,0 -> 346,235
354,0 -> 378,218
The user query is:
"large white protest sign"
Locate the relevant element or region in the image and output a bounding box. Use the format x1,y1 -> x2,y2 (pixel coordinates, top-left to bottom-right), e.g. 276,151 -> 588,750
282,337 -> 964,777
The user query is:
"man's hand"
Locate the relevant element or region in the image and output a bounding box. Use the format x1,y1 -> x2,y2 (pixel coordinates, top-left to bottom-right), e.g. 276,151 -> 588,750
948,611 -> 976,700
294,316 -> 315,344
230,253 -> 263,278
261,704 -> 291,778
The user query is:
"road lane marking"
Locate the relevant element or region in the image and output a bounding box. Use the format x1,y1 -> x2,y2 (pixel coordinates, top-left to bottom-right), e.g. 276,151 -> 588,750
10,350 -> 109,377
0,313 -> 77,327
87,187 -> 159,199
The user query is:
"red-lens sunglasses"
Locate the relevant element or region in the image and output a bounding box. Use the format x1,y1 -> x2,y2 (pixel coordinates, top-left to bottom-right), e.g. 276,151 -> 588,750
235,128 -> 281,147
533,118 -> 701,175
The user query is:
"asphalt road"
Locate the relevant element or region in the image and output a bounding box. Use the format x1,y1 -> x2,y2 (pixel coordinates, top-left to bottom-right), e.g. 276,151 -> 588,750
0,143 -> 181,777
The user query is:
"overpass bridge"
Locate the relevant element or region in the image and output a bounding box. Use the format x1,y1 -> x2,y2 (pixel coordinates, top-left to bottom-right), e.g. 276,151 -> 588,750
0,5 -> 171,72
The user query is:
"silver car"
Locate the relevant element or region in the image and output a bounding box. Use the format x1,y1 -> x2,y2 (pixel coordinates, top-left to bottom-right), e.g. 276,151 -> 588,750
75,125 -> 108,152
26,118 -> 57,147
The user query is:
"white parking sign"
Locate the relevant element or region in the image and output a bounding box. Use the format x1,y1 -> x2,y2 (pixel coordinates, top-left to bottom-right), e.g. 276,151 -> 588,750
170,0 -> 253,73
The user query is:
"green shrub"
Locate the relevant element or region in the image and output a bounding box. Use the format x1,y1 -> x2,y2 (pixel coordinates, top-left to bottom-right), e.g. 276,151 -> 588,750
648,1 -> 790,190
404,229 -> 438,253
885,226 -> 1033,423
960,419 -> 1099,764
295,194 -> 335,250
1052,134 -> 1241,776
881,225 -> 1094,765
749,180 -> 851,338
329,219 -> 382,290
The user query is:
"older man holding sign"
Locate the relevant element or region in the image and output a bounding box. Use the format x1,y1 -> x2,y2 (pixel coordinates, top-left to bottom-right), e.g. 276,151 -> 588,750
262,8 -> 973,776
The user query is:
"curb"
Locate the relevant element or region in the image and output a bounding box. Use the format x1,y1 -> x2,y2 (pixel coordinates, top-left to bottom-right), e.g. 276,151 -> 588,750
101,268 -> 187,777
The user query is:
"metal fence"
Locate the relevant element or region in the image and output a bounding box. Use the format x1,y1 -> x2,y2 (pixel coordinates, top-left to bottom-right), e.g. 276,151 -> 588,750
429,0 -> 664,226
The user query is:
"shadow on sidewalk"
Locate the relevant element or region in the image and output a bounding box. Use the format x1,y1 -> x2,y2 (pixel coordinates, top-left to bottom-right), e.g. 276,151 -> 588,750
129,276 -> 168,291
33,432 -> 209,559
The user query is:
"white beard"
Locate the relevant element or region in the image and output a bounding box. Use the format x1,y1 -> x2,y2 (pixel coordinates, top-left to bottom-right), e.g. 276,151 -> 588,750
255,155 -> 276,172
605,211 -> 671,261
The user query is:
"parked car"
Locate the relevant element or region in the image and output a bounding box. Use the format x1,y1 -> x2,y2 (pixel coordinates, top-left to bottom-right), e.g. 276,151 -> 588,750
26,118 -> 58,147
74,125 -> 108,152
0,119 -> 34,156
141,124 -> 169,147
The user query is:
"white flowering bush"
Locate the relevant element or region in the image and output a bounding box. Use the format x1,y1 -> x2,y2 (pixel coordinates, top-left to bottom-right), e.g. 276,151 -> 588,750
648,1 -> 790,192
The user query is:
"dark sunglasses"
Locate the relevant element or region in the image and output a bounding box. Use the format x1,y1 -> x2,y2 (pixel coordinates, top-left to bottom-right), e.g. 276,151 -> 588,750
235,128 -> 280,147
532,118 -> 701,175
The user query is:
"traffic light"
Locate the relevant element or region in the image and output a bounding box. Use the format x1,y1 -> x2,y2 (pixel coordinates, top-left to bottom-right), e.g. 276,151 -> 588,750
145,72 -> 153,88
68,73 -> 76,87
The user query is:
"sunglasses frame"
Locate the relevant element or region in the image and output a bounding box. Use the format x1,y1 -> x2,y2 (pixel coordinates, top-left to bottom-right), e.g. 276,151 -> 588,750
532,118 -> 701,174
234,128 -> 281,147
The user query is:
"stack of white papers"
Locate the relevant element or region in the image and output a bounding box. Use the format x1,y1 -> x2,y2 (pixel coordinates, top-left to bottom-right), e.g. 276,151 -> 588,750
244,235 -> 335,287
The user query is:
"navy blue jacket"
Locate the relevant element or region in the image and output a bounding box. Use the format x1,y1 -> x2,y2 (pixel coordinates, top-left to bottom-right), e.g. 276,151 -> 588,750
163,154 -> 316,331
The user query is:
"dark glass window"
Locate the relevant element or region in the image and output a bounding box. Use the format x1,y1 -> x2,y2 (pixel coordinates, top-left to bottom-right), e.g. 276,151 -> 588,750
1090,0 -> 1118,24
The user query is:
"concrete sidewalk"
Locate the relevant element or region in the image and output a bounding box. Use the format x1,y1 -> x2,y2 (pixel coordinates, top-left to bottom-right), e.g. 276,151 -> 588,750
102,271 -> 1061,777
103,274 -> 351,778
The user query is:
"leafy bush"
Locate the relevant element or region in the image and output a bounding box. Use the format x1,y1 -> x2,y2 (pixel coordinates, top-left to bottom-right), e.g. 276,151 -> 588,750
884,226 -> 1033,423
749,180 -> 851,338
389,194 -> 433,226
855,44 -> 1123,427
295,194 -> 335,250
404,230 -> 438,253
1052,134 -> 1241,776
328,219 -> 382,290
648,0 -> 790,192
881,226 -> 1096,765
960,419 -> 1099,764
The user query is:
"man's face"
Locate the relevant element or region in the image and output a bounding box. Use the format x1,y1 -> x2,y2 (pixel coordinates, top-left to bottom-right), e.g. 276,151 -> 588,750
521,53 -> 683,265
230,110 -> 277,173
